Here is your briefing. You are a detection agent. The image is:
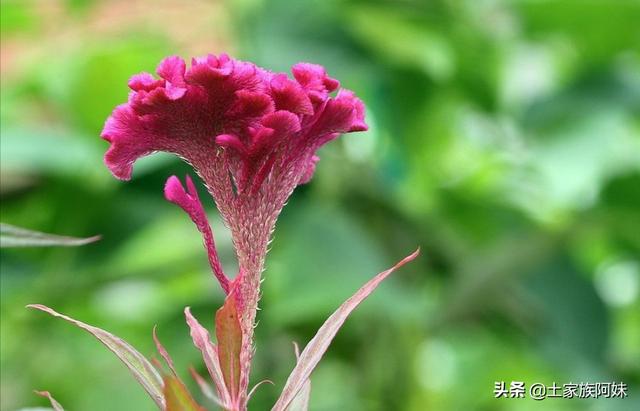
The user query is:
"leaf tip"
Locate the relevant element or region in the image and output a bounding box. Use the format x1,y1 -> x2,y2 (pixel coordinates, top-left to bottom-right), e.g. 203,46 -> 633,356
35,390 -> 64,411
87,234 -> 103,243
408,247 -> 421,260
394,247 -> 421,270
292,341 -> 301,360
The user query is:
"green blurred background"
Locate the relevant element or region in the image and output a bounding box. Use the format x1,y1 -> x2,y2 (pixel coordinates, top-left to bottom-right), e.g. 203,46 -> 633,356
1,0 -> 639,410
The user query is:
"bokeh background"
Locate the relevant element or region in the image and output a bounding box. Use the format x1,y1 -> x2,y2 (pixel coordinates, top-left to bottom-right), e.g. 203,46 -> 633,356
1,0 -> 639,410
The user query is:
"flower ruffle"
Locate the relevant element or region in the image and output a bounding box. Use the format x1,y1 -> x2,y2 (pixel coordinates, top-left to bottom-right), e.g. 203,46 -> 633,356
102,54 -> 367,193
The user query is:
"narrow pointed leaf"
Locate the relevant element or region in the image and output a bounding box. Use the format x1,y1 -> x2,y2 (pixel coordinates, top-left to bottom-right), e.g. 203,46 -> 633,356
164,175 -> 230,293
163,375 -> 206,411
285,380 -> 311,411
28,304 -> 165,409
1,223 -> 100,248
35,391 -> 64,411
215,293 -> 243,404
153,326 -> 178,377
272,249 -> 420,411
248,379 -> 275,403
185,307 -> 232,406
189,367 -> 226,407
285,344 -> 310,411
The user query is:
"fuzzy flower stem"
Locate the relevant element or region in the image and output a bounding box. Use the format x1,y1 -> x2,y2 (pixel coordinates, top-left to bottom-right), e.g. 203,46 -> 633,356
201,170 -> 285,410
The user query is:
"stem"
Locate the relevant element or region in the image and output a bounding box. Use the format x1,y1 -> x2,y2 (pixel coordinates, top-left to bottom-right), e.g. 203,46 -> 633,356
230,200 -> 276,410
237,265 -> 263,410
200,153 -> 300,410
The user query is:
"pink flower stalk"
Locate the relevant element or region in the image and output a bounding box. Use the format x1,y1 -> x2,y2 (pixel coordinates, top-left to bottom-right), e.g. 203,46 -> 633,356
101,53 -> 367,409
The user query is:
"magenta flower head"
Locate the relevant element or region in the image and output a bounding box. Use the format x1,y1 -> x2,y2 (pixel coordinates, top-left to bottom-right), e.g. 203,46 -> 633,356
101,53 -> 367,407
102,55 -> 365,259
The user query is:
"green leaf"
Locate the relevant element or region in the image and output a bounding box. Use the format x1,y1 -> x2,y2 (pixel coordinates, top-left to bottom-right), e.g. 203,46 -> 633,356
27,304 -> 165,409
272,249 -> 420,411
215,293 -> 243,405
347,5 -> 453,80
0,223 -> 100,248
264,203 -> 391,326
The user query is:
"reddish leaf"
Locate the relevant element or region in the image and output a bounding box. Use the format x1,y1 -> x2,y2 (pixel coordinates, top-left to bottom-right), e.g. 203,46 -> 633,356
272,249 -> 420,411
153,326 -> 178,377
285,343 -> 310,411
163,375 -> 206,411
28,304 -> 165,409
285,380 -> 310,411
185,307 -> 232,407
35,391 -> 64,411
189,366 -> 225,407
215,293 -> 243,405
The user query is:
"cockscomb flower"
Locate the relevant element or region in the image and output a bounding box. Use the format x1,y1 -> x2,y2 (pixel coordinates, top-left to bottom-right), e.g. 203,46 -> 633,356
28,53 -> 418,411
102,54 -> 365,213
101,54 -> 367,406
102,54 -> 366,238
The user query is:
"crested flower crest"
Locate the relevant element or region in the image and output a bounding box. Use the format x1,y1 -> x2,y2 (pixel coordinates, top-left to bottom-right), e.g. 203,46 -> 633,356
102,54 -> 366,216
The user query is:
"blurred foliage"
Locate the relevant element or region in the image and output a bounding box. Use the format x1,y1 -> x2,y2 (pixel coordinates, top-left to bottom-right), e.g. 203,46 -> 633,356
1,0 -> 639,410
